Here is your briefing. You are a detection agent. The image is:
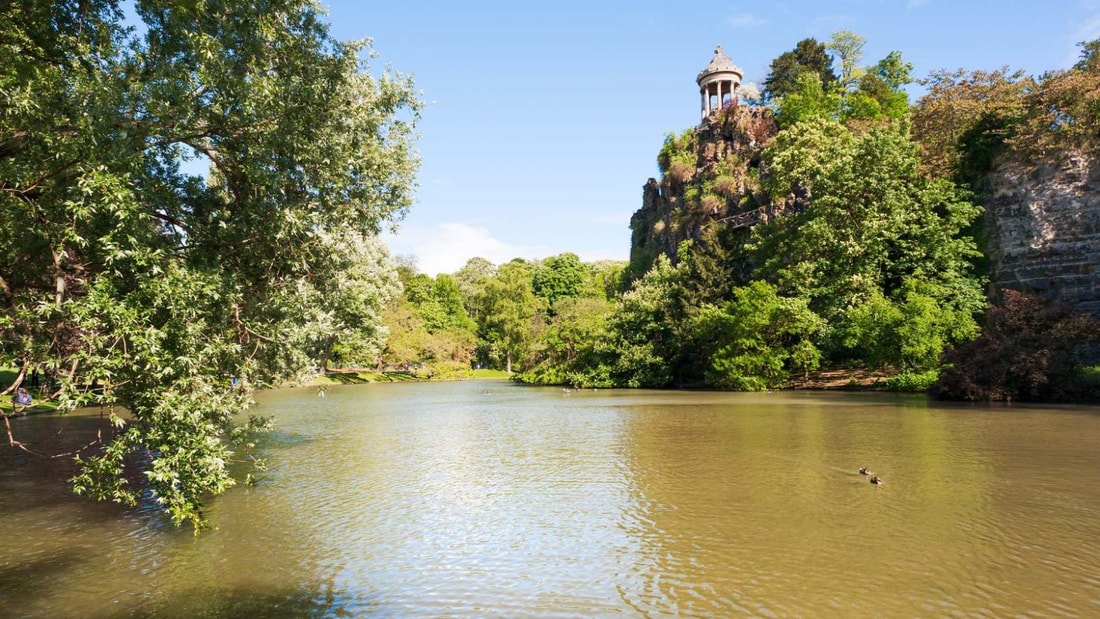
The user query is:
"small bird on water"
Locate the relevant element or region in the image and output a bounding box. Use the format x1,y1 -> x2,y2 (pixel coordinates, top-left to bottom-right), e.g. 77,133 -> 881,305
870,476 -> 883,485
859,467 -> 872,475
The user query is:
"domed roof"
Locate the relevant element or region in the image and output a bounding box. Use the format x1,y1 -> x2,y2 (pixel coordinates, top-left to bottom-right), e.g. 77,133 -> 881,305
697,45 -> 744,85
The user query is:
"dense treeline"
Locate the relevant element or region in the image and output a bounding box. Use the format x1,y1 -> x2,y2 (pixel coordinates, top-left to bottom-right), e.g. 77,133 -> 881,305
378,31 -> 1100,399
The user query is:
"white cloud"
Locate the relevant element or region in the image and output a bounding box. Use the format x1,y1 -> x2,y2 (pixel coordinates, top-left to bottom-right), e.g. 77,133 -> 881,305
729,11 -> 767,28
383,222 -> 549,276
383,221 -> 628,276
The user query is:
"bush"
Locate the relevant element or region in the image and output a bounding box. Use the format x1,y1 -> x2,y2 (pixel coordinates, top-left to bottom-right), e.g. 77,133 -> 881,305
932,290 -> 1100,401
883,369 -> 939,392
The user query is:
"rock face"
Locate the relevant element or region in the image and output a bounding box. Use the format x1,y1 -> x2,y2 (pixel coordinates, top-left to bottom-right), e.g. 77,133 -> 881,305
628,105 -> 777,275
630,107 -> 1100,319
985,151 -> 1100,317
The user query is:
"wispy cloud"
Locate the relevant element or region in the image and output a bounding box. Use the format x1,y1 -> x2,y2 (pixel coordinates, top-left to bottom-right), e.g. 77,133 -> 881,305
1067,10 -> 1100,67
383,222 -> 550,276
384,221 -> 628,275
729,10 -> 768,28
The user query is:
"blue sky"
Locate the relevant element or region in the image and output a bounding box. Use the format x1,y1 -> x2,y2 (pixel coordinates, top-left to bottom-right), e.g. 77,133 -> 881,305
319,1 -> 1100,275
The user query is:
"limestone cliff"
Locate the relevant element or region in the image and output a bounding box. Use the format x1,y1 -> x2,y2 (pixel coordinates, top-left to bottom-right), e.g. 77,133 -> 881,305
630,106 -> 1100,321
985,151 -> 1100,316
629,105 -> 777,275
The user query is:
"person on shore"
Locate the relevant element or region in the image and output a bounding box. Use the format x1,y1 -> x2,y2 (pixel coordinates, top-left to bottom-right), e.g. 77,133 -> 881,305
12,387 -> 32,414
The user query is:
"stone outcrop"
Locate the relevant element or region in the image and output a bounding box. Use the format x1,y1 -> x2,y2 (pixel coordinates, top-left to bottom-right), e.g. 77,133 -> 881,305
630,103 -> 1100,320
985,151 -> 1100,317
628,105 -> 777,275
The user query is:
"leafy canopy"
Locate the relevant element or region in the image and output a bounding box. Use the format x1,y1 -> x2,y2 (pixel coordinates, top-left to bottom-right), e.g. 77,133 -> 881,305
0,0 -> 419,526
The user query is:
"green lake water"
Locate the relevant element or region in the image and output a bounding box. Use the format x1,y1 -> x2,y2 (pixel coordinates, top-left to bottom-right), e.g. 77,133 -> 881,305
1,380 -> 1099,616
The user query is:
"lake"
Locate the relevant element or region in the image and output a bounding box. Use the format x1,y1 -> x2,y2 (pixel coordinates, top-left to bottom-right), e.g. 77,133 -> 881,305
1,380 -> 1099,616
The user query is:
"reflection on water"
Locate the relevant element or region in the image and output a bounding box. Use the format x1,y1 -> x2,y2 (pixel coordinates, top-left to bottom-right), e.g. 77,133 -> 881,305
1,382 -> 1099,616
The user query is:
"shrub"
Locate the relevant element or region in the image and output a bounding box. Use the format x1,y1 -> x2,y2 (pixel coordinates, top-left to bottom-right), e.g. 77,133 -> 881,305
884,369 -> 939,392
932,290 -> 1100,401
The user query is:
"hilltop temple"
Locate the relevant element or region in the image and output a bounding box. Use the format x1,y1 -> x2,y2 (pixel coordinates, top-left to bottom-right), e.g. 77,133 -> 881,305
697,45 -> 743,119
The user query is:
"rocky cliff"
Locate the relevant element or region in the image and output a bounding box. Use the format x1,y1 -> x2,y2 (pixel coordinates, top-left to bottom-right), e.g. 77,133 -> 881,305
630,106 -> 1100,320
628,105 -> 777,275
985,151 -> 1100,316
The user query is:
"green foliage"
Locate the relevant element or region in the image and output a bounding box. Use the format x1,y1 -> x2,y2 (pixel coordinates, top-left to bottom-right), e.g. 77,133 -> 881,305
316,233 -> 401,370
408,274 -> 476,334
517,296 -> 615,387
658,129 -> 697,183
777,73 -> 841,127
605,256 -> 686,387
754,117 -> 986,332
694,281 -> 824,390
1,0 -> 419,526
883,369 -> 939,393
827,30 -> 867,91
838,279 -> 978,370
762,37 -> 838,101
767,32 -> 912,127
532,253 -> 586,308
478,261 -> 543,373
452,257 -> 497,321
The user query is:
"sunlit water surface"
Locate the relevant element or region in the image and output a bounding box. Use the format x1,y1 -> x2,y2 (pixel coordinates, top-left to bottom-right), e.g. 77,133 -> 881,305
2,381 -> 1099,617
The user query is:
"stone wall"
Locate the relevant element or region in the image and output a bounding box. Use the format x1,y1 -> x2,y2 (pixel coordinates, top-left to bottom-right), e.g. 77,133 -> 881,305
985,151 -> 1100,317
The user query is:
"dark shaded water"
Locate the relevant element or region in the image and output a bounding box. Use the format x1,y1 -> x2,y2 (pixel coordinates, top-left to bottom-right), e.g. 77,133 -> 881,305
1,381 -> 1099,616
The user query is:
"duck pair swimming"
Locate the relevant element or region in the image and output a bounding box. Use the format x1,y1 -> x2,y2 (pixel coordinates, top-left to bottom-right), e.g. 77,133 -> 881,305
859,467 -> 883,484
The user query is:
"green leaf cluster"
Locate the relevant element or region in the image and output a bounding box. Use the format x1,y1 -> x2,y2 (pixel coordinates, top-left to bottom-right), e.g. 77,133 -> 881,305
1,1 -> 418,526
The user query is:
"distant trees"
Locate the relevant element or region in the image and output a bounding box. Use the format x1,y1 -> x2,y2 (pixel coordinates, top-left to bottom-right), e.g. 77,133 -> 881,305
381,254 -> 628,381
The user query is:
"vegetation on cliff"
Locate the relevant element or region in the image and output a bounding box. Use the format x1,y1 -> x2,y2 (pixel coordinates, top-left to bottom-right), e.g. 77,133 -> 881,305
319,31 -> 1100,400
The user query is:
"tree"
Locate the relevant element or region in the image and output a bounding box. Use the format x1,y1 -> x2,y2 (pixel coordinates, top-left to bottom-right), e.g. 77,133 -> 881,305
532,252 -> 585,308
453,257 -> 496,321
693,281 -> 823,390
402,273 -> 476,334
0,1 -> 419,526
605,255 -> 687,387
933,291 -> 1100,401
479,260 -> 542,373
762,38 -> 838,100
911,67 -> 1032,182
315,233 -> 402,371
752,117 -> 986,358
1010,40 -> 1100,161
777,72 -> 841,127
827,30 -> 866,92
518,296 -> 615,387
